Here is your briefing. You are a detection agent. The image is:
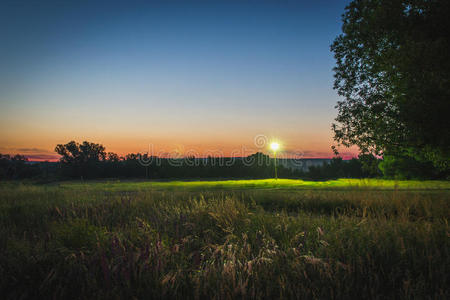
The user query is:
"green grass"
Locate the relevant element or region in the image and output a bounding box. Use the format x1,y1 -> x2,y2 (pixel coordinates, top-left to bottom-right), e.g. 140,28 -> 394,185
55,178 -> 450,191
0,179 -> 449,299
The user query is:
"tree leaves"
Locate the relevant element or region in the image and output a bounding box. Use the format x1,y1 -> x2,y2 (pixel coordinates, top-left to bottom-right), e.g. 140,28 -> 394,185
331,0 -> 450,172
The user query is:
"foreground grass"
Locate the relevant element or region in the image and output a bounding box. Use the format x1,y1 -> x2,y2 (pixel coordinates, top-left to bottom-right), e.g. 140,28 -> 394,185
0,179 -> 449,299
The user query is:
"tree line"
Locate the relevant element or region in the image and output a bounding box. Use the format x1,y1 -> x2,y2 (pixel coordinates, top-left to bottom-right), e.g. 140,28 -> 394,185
1,140 -> 446,181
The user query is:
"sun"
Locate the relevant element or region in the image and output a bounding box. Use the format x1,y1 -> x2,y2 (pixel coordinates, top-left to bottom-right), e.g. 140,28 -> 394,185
270,142 -> 280,151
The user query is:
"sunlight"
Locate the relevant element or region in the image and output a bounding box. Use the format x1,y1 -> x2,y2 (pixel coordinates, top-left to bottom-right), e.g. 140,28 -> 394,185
270,142 -> 280,151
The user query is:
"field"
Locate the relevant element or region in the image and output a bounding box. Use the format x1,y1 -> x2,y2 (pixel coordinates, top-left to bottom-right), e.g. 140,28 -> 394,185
1,179 -> 449,299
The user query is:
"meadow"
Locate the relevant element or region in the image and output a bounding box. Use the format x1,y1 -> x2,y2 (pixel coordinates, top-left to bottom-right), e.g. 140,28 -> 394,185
1,179 -> 449,299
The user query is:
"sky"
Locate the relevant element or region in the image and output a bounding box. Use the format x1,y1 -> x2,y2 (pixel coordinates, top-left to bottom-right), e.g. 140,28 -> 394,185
0,0 -> 356,161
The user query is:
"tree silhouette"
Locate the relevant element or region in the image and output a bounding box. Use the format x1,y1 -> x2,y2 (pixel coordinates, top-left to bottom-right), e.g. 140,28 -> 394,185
331,0 -> 450,173
55,141 -> 106,178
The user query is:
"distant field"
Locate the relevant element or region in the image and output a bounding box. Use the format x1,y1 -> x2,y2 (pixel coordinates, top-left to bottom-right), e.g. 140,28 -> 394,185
57,178 -> 450,191
1,179 -> 449,299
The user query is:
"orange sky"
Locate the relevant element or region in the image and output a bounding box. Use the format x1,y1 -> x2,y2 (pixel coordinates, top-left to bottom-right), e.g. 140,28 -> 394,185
0,118 -> 358,161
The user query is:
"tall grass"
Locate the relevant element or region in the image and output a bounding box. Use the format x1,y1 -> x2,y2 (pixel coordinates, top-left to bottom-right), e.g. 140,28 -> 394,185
0,181 -> 448,299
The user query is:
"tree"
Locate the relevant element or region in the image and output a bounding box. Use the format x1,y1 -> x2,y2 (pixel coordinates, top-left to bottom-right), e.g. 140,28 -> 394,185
357,153 -> 381,177
55,141 -> 106,178
331,0 -> 450,172
107,152 -> 120,162
378,154 -> 438,179
0,154 -> 42,179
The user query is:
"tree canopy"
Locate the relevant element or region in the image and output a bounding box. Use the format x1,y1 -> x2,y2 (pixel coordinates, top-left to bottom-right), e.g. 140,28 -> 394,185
55,141 -> 106,164
331,0 -> 450,172
55,141 -> 106,178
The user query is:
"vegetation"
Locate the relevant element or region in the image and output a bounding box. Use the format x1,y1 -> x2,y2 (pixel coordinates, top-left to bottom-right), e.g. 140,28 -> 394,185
331,0 -> 450,173
0,154 -> 42,180
1,141 -> 382,181
4,138 -> 447,181
1,179 -> 449,299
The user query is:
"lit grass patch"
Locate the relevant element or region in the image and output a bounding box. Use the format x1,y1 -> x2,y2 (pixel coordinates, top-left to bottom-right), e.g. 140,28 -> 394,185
53,178 -> 450,192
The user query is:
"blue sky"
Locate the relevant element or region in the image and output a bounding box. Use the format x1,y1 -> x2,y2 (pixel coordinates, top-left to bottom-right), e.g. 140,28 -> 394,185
0,0 -> 354,160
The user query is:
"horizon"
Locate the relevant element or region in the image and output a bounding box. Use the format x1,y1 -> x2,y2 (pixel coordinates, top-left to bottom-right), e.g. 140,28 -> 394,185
0,0 -> 357,161
15,143 -> 356,163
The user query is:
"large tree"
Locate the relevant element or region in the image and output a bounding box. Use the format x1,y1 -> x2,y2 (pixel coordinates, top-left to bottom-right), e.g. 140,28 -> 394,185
55,141 -> 106,177
55,141 -> 106,164
331,0 -> 450,172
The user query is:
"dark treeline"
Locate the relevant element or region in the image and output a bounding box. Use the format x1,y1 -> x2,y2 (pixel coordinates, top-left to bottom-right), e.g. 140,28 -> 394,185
0,141 -> 447,181
0,154 -> 42,179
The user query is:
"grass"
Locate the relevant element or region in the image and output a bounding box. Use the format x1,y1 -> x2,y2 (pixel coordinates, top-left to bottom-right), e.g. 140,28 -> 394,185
0,179 -> 449,299
56,178 -> 450,191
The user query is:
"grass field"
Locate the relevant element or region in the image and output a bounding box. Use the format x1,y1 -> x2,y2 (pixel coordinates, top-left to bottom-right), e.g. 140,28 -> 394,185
1,179 -> 449,299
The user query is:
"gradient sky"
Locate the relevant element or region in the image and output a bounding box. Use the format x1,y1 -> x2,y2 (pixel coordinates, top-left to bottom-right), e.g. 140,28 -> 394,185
0,0 -> 356,161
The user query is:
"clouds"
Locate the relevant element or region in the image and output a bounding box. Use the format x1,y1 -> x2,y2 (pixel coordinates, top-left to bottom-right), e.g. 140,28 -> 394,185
0,147 -> 59,161
16,148 -> 50,153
